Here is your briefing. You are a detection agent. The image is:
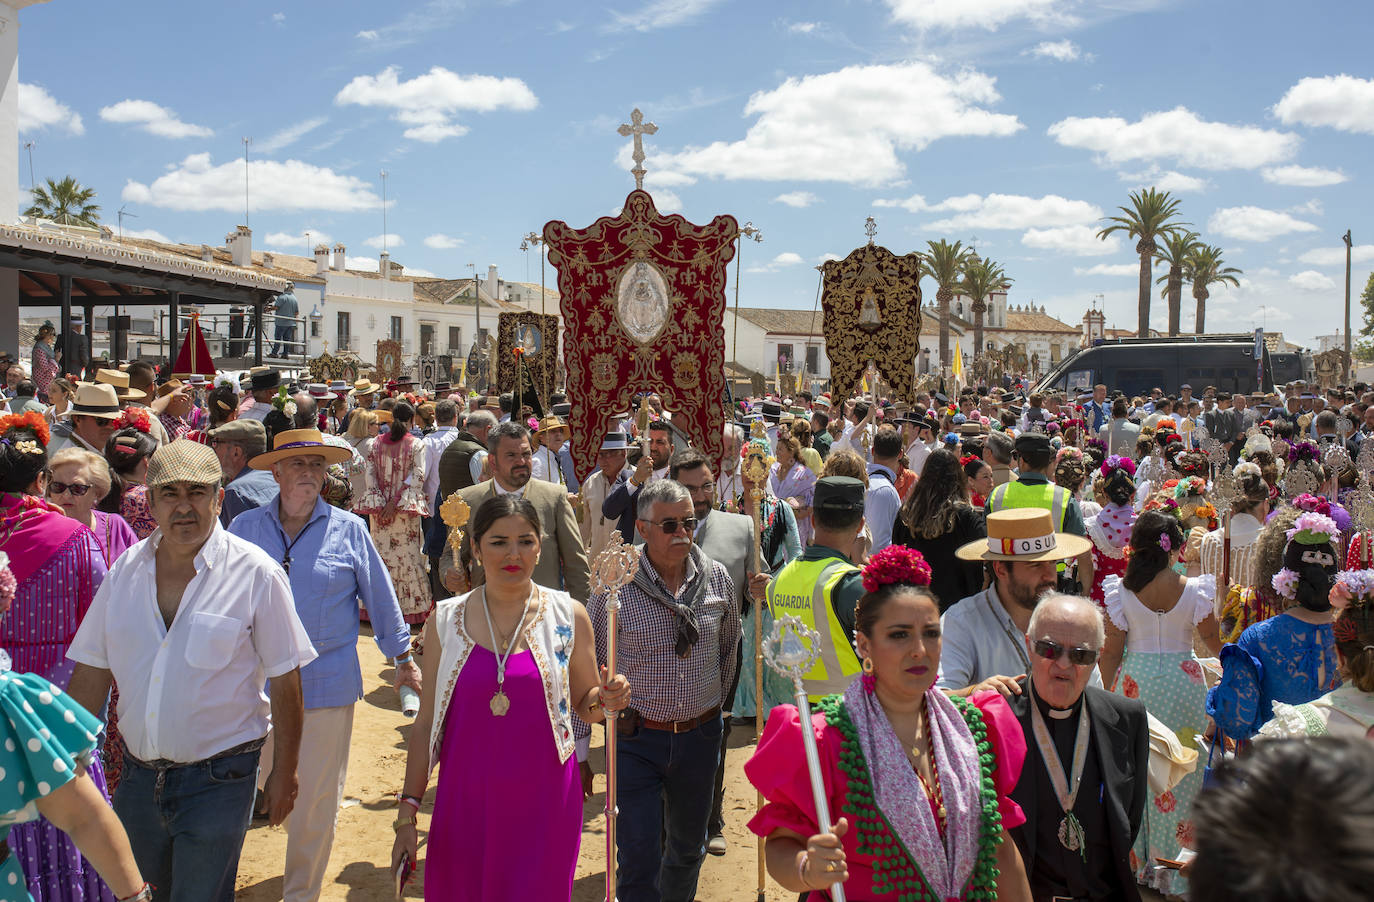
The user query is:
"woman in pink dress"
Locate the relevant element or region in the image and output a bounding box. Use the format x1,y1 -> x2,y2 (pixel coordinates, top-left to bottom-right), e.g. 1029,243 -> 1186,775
29,322 -> 60,401
391,494 -> 629,900
1087,455 -> 1137,605
356,401 -> 431,623
747,545 -> 1032,901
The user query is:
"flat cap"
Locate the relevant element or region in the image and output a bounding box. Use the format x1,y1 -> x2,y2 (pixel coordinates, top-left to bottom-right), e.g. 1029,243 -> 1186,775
147,439 -> 223,489
208,419 -> 267,455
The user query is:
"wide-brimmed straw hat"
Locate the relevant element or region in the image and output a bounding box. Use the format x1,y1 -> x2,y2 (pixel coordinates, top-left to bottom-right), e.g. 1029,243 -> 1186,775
69,383 -> 123,419
94,368 -> 140,400
536,415 -> 568,435
353,378 -> 379,396
955,508 -> 1092,562
249,428 -> 353,469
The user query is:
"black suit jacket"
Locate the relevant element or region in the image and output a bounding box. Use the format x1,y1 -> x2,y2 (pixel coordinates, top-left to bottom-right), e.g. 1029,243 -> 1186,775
1006,686 -> 1149,902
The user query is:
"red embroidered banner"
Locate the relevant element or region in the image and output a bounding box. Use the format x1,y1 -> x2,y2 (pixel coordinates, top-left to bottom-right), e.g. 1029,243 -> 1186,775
545,190 -> 737,480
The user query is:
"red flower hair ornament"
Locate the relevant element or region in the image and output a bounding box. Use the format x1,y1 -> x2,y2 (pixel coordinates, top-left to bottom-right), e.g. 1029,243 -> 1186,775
112,407 -> 151,435
0,410 -> 50,449
860,545 -> 933,594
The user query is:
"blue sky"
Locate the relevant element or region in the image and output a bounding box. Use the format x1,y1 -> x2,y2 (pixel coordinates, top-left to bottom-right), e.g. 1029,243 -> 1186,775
15,0 -> 1374,347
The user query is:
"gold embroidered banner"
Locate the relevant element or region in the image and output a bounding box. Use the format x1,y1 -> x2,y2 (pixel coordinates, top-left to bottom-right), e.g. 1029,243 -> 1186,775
545,190 -> 737,480
820,244 -> 923,402
497,312 -> 559,412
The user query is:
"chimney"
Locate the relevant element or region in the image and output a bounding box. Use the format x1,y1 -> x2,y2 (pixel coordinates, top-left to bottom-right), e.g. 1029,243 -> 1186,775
380,251 -> 391,281
485,264 -> 499,300
200,244 -> 213,263
262,252 -> 275,270
227,225 -> 252,267
314,244 -> 329,275
332,243 -> 346,271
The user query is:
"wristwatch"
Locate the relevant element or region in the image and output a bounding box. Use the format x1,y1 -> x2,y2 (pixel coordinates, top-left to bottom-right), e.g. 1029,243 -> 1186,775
394,814 -> 418,832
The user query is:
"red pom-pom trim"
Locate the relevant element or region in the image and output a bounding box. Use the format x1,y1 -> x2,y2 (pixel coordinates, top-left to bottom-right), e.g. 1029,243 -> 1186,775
860,545 -> 933,593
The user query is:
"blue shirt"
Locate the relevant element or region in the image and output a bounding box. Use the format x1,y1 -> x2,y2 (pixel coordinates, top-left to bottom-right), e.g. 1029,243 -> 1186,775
228,495 -> 411,708
221,466 -> 281,527
865,463 -> 901,553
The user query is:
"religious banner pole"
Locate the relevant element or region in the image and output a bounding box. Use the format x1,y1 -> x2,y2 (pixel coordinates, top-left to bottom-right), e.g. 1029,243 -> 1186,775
732,223 -> 762,379
591,533 -> 640,902
743,449 -> 772,902
764,616 -> 848,902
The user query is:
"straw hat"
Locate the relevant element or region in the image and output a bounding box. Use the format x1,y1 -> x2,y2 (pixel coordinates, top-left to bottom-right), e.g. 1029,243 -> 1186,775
373,410 -> 394,424
353,378 -> 379,396
249,428 -> 352,469
69,383 -> 123,419
535,415 -> 568,436
94,368 -> 140,400
955,508 -> 1091,562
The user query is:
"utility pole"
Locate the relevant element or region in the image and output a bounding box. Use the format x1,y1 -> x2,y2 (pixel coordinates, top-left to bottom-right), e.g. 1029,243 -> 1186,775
380,170 -> 389,255
242,137 -> 251,226
1344,230 -> 1353,385
23,142 -> 34,192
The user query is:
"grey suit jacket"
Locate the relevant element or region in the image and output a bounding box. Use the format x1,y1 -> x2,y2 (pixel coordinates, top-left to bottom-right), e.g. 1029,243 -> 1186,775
448,478 -> 591,602
694,509 -> 756,608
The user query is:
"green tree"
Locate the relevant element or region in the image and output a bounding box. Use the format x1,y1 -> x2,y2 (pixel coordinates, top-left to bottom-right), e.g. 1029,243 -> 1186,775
24,176 -> 100,227
1097,188 -> 1187,337
1354,272 -> 1374,359
921,239 -> 974,372
1154,229 -> 1202,337
960,255 -> 1012,358
1182,244 -> 1242,334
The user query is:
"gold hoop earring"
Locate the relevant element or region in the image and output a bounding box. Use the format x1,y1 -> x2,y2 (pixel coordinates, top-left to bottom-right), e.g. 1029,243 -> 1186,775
862,657 -> 874,674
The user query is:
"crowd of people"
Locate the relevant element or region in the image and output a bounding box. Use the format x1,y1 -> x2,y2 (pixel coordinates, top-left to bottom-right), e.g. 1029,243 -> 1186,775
0,354 -> 1371,902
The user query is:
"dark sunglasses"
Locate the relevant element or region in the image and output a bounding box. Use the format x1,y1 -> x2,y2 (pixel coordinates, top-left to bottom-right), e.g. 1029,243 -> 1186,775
1032,639 -> 1098,666
645,517 -> 698,535
49,481 -> 93,497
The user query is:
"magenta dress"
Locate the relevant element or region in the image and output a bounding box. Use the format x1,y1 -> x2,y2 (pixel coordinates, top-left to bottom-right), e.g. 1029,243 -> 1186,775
425,645 -> 582,900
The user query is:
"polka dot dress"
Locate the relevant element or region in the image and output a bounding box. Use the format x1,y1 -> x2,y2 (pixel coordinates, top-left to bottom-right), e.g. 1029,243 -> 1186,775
0,670 -> 104,902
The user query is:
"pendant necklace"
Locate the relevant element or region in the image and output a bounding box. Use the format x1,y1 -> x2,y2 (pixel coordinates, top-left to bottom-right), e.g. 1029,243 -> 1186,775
910,701 -> 947,822
1028,682 -> 1092,860
480,585 -> 534,717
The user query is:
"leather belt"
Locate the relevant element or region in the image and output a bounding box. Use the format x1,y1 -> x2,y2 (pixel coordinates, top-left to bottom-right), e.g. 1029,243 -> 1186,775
639,706 -> 721,734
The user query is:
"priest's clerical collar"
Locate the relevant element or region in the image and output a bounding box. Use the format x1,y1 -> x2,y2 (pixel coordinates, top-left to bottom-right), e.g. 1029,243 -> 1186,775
1032,680 -> 1085,720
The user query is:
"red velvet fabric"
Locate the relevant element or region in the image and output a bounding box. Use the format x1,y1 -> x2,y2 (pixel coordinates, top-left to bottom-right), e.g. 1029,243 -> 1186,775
544,190 -> 737,481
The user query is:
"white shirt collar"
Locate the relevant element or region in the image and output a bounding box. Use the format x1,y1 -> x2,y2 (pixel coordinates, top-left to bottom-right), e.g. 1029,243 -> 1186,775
493,479 -> 526,498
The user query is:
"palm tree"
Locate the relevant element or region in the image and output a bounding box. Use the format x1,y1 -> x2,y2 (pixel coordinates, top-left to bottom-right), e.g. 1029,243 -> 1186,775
24,176 -> 100,227
921,239 -> 974,373
961,256 -> 1012,357
1183,244 -> 1242,334
1097,188 -> 1186,337
1153,229 -> 1202,337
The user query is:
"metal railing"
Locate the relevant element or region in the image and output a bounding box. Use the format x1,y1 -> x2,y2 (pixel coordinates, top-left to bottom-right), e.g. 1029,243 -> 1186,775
155,309 -> 309,365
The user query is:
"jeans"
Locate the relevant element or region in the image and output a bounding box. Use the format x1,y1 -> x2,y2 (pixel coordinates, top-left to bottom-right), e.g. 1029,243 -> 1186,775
113,745 -> 261,902
616,714 -> 723,902
272,320 -> 295,357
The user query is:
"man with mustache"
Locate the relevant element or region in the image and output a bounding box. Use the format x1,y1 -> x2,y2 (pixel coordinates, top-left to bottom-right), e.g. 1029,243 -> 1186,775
440,420 -> 590,601
587,479 -> 740,902
66,440 -> 317,902
227,429 -> 420,902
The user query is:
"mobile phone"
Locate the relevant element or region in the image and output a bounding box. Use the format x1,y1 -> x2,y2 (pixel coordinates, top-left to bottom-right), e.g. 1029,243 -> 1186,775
393,851 -> 415,897
1154,857 -> 1186,870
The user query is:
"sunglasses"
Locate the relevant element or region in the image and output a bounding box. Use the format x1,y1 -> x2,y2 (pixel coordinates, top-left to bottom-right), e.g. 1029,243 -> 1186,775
644,517 -> 698,535
1032,639 -> 1098,667
49,481 -> 93,497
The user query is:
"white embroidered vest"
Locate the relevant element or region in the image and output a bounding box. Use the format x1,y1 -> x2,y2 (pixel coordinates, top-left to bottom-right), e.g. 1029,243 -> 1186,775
429,588 -> 577,769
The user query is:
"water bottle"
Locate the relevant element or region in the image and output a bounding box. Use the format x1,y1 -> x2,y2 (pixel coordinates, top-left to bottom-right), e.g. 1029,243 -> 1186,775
399,685 -> 420,718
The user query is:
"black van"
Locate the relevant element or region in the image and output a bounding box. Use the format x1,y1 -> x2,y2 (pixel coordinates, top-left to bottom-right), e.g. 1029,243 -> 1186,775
1033,335 -> 1276,398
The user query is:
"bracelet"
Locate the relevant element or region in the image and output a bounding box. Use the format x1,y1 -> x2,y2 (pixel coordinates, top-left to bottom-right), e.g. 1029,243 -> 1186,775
399,794 -> 421,811
116,885 -> 153,902
796,851 -> 810,888
393,815 -> 417,833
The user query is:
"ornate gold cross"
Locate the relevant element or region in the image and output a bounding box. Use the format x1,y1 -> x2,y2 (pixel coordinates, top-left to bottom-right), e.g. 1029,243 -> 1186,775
618,108 -> 659,190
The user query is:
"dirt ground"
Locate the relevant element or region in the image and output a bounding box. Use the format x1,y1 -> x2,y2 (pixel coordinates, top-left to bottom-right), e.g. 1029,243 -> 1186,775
234,627 -> 794,901
234,628 -> 1166,902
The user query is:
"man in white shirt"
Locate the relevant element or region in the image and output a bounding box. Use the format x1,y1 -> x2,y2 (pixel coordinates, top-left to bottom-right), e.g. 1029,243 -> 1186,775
531,414 -> 574,488
67,439 -> 317,902
833,399 -> 876,461
421,399 -> 462,512
716,423 -> 745,511
579,432 -> 630,561
902,413 -> 934,477
240,368 -> 281,422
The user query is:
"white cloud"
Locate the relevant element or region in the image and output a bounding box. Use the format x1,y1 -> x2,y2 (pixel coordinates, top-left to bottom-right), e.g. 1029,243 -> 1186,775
263,230 -> 334,249
1029,40 -> 1083,62
272,12 -> 285,23
645,61 -> 1021,187
606,0 -> 725,32
344,256 -> 380,272
1273,74 -> 1374,135
122,153 -> 381,212
774,191 -> 818,208
1021,226 -> 1120,256
747,251 -> 805,273
1073,263 -> 1138,277
1298,244 -> 1374,266
404,266 -> 438,278
356,29 -> 378,40
819,252 -> 843,263
364,234 -> 404,249
887,0 -> 1067,31
874,192 -> 1099,231
1206,206 -> 1318,243
99,99 -> 212,139
18,83 -> 84,135
1117,166 -> 1209,193
1289,270 -> 1336,293
1261,164 -> 1347,187
1048,106 -> 1298,170
256,117 -> 328,153
1288,199 -> 1323,217
335,66 -> 538,142
424,233 -> 463,249
788,21 -> 819,34
117,227 -> 172,243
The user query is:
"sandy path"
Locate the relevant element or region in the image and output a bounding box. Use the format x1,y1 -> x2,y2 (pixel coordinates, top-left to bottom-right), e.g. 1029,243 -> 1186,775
234,628 -> 791,901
